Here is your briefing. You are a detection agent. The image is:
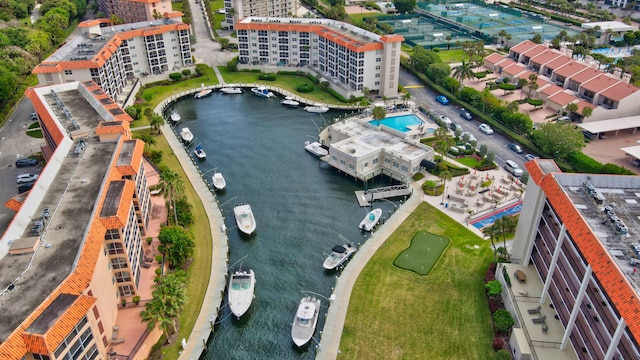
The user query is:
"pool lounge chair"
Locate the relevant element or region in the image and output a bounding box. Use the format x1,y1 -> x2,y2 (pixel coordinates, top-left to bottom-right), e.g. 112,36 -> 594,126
528,305 -> 542,314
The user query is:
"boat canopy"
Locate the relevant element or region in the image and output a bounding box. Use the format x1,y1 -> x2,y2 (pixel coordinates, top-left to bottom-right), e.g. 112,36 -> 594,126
332,245 -> 347,253
297,303 -> 316,319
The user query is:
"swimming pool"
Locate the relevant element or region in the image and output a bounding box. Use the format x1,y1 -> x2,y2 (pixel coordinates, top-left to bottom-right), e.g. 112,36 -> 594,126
369,114 -> 422,132
471,202 -> 523,229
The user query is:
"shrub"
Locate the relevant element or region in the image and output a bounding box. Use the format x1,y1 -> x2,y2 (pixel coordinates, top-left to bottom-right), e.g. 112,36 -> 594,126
485,280 -> 503,297
132,295 -> 141,305
496,349 -> 511,360
327,88 -> 351,103
169,72 -> 182,81
195,63 -> 208,76
527,98 -> 543,107
155,254 -> 163,263
319,81 -> 330,91
475,72 -> 487,79
258,73 -> 277,81
412,172 -> 425,181
155,267 -> 162,276
492,338 -> 505,351
146,237 -> 153,245
432,47 -> 440,52
250,69 -> 261,73
181,69 -> 191,77
498,83 -> 516,91
297,83 -> 314,93
493,309 -> 515,332
227,58 -> 238,72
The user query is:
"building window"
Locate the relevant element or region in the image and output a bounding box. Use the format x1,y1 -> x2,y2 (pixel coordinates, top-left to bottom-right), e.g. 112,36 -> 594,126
106,242 -> 124,255
115,271 -> 131,283
376,57 -> 381,62
64,70 -> 73,75
33,355 -> 50,360
373,158 -> 378,164
119,285 -> 135,296
348,164 -> 355,170
340,160 -> 346,165
375,81 -> 380,85
111,257 -> 128,269
393,162 -> 399,168
105,229 -> 120,240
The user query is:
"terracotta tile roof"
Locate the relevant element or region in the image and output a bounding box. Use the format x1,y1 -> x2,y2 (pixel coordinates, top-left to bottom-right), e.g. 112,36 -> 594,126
513,69 -> 533,81
380,34 -> 404,43
529,49 -> 563,66
553,61 -> 589,78
544,56 -> 573,72
577,100 -> 597,114
485,52 -> 505,65
95,121 -> 130,136
78,18 -> 111,27
568,67 -> 601,84
116,140 -> 145,176
25,87 -> 66,147
235,22 -> 393,52
502,63 -> 528,77
540,84 -> 564,96
33,23 -> 190,74
495,58 -> 517,70
580,74 -> 620,94
526,163 -> 640,345
510,40 -> 540,55
548,91 -> 577,106
520,44 -> 547,58
598,81 -> 640,102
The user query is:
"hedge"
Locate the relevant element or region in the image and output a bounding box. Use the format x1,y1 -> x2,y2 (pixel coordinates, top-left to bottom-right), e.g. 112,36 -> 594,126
258,73 -> 277,81
297,83 -> 314,93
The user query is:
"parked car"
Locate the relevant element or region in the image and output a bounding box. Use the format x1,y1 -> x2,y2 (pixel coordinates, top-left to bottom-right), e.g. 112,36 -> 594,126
478,123 -> 494,134
504,160 -> 524,177
449,121 -> 462,132
18,182 -> 36,194
508,143 -> 523,154
460,108 -> 473,121
524,154 -> 539,161
438,115 -> 452,127
461,131 -> 477,143
15,158 -> 39,168
435,95 -> 450,105
17,173 -> 39,184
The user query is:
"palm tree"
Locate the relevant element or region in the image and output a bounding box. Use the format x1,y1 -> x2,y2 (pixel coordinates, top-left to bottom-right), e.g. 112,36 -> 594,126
159,168 -> 185,225
433,127 -> 454,159
445,35 -> 452,50
381,95 -> 388,106
507,100 -> 519,113
401,92 -> 411,108
371,106 -> 386,126
566,102 -> 578,118
438,170 -> 452,205
150,114 -> 165,135
135,133 -> 156,149
141,271 -> 188,342
497,30 -> 508,46
518,78 -> 528,99
482,222 -> 500,260
527,74 -> 539,99
497,215 -> 518,252
452,60 -> 475,85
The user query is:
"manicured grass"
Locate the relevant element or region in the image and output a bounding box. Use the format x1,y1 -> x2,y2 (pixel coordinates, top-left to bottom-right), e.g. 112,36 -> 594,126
349,12 -> 387,24
393,231 -> 450,275
338,202 -> 495,359
172,1 -> 183,12
456,156 -> 481,168
133,129 -> 213,359
218,67 -> 349,104
437,49 -> 467,64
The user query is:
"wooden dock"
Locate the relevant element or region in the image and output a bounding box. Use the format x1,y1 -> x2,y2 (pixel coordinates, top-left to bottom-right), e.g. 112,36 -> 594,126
354,185 -> 412,207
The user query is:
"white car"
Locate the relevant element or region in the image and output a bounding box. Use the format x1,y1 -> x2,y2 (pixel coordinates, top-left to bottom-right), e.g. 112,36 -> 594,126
438,115 -> 452,127
461,131 -> 476,143
524,154 -> 539,161
17,173 -> 39,184
479,123 -> 494,134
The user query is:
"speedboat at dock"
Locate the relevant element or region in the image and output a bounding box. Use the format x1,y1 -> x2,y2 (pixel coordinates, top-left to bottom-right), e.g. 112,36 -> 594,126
194,89 -> 213,99
234,204 -> 256,235
228,268 -> 256,319
323,244 -> 357,270
359,208 -> 382,231
212,172 -> 226,190
251,86 -> 275,98
180,127 -> 193,143
220,87 -> 243,94
281,96 -> 300,107
304,141 -> 328,157
291,296 -> 321,347
169,111 -> 181,123
193,145 -> 206,160
304,105 -> 329,113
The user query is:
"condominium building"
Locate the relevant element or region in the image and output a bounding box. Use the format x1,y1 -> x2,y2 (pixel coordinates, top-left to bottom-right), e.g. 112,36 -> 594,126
236,17 -> 404,98
33,17 -> 191,104
223,0 -> 299,29
504,158 -> 640,359
98,0 -> 175,24
0,81 -> 157,359
484,40 -> 640,122
325,112 -> 434,182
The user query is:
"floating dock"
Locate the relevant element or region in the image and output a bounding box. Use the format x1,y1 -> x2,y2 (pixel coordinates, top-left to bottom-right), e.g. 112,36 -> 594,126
354,185 -> 412,207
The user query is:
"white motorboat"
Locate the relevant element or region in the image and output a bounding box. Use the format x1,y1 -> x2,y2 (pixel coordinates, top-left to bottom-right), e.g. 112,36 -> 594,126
193,145 -> 206,160
291,296 -> 321,347
304,105 -> 329,113
234,204 -> 256,235
194,89 -> 213,99
304,141 -> 328,157
169,111 -> 181,123
323,244 -> 357,270
220,87 -> 243,94
251,86 -> 275,98
212,172 -> 226,190
359,208 -> 382,231
228,268 -> 256,319
281,96 -> 300,107
180,127 -> 193,143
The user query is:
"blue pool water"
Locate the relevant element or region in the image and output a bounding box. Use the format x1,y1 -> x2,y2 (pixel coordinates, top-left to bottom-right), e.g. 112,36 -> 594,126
471,202 -> 523,229
426,128 -> 436,134
369,114 -> 422,132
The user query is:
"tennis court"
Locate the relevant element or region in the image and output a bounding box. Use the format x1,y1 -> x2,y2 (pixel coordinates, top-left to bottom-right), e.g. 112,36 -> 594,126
381,1 -> 580,49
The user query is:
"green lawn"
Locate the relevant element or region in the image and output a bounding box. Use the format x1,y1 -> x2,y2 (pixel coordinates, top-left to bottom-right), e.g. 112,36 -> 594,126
134,129 -> 213,359
393,231 -> 450,275
437,49 -> 467,64
456,156 -> 481,168
338,202 -> 495,359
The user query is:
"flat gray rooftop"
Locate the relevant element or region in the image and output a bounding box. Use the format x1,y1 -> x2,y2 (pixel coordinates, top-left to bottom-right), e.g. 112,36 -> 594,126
0,89 -> 117,342
558,174 -> 640,295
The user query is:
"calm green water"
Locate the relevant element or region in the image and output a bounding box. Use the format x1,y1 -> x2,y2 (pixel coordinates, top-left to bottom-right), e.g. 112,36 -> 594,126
169,92 -> 403,360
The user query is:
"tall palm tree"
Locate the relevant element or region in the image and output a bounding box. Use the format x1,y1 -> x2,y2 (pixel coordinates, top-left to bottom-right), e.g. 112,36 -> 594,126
160,169 -> 185,225
401,92 -> 411,108
482,222 -> 500,260
507,100 -> 519,113
150,114 -> 165,135
452,60 -> 475,85
438,170 -> 452,205
433,127 -> 454,159
527,73 -> 539,99
141,271 -> 187,342
371,106 -> 386,126
497,215 -> 518,252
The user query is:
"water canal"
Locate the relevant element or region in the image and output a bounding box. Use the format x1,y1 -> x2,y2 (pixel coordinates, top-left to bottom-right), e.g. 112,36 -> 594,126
168,92 -> 403,359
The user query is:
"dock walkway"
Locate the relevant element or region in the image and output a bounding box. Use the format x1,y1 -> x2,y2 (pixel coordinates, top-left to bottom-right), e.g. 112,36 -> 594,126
355,185 -> 412,207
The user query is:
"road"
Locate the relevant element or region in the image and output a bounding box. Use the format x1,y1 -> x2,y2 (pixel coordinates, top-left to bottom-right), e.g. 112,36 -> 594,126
398,69 -> 529,173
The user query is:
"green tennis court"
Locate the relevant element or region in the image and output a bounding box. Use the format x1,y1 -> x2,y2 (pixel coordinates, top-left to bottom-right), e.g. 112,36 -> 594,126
393,231 -> 450,275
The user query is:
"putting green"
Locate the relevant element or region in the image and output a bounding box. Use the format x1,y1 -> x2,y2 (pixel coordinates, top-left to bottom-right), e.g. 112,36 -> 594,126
394,231 -> 450,275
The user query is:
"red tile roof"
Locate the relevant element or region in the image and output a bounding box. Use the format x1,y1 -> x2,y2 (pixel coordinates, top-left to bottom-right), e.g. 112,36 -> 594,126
548,91 -> 577,106
502,63 -> 528,77
510,40 -> 540,55
485,52 -> 505,65
553,61 -> 589,78
544,56 -> 573,72
580,74 -> 620,94
540,84 -> 564,96
520,44 -> 547,58
529,49 -> 563,66
525,160 -> 640,346
568,67 -> 601,84
599,81 -> 640,102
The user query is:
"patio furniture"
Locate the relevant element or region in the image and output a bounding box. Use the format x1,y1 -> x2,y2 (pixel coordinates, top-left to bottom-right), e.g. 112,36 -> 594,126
542,323 -> 549,333
533,315 -> 547,324
514,270 -> 526,282
528,305 -> 542,314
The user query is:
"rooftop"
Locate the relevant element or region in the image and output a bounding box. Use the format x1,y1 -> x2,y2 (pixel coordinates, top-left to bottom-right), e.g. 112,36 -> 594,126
0,84 -> 118,342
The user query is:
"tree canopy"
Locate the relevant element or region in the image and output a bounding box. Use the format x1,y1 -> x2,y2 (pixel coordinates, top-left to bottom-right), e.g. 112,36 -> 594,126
532,122 -> 586,161
393,0 -> 417,13
158,226 -> 195,269
410,46 -> 442,74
